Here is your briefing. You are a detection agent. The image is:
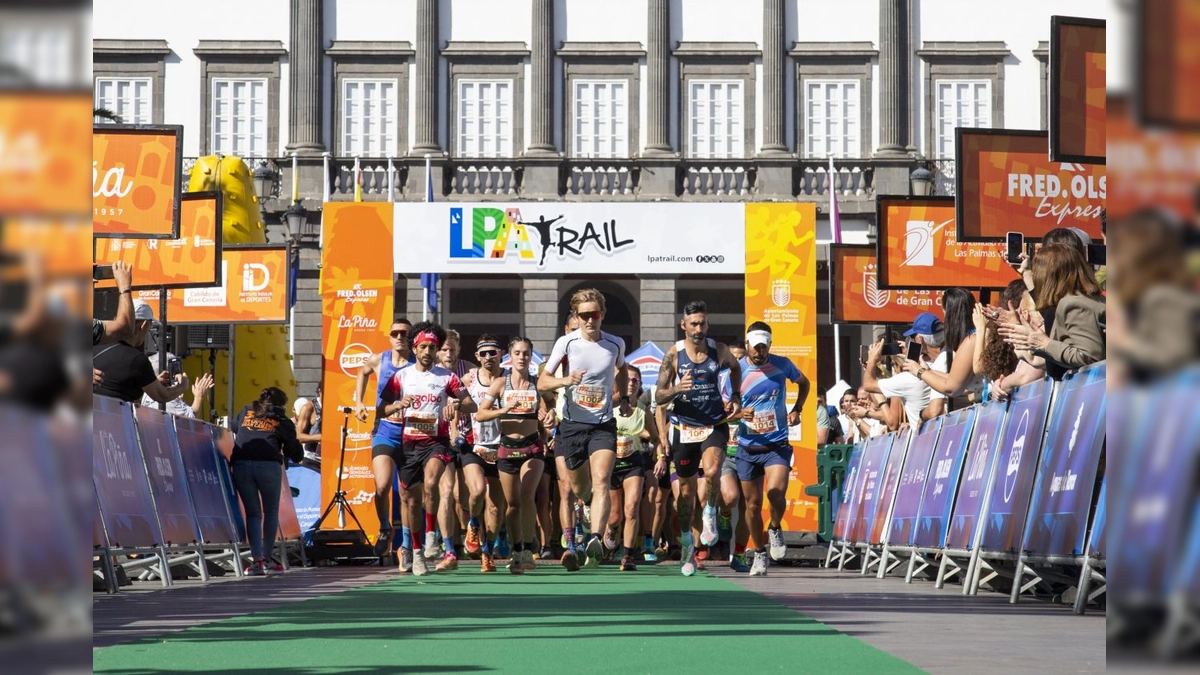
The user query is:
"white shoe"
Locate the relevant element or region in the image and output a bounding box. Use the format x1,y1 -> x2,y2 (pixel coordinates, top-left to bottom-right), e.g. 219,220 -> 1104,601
580,505 -> 592,537
681,533 -> 696,577
424,531 -> 440,560
584,536 -> 602,569
750,550 -> 768,576
700,505 -> 719,546
768,526 -> 787,561
413,550 -> 430,576
398,547 -> 413,574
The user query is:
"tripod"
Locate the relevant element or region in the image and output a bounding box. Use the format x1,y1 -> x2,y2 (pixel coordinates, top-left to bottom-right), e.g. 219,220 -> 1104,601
313,408 -> 370,538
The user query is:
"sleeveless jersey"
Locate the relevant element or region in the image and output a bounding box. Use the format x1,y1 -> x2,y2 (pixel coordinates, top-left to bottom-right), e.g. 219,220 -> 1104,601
669,339 -> 726,427
501,371 -> 540,420
373,351 -> 414,443
466,368 -> 501,447
383,365 -> 467,441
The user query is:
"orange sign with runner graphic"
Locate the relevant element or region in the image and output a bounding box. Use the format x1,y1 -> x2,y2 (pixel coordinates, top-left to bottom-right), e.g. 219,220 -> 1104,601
93,125 -> 183,239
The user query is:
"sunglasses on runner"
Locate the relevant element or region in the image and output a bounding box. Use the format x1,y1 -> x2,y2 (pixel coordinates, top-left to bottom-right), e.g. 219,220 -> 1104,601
576,310 -> 602,322
477,349 -> 499,358
390,330 -> 409,338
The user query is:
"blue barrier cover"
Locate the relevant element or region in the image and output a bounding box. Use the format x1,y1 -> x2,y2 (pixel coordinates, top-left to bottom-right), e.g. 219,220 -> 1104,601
134,407 -> 202,547
980,378 -> 1053,554
1178,500 -> 1200,598
945,401 -> 1007,549
912,407 -> 975,548
886,420 -> 941,547
847,434 -> 893,544
1087,479 -> 1105,559
174,417 -> 240,545
93,397 -> 163,549
210,425 -> 248,542
286,464 -> 322,534
866,428 -> 911,546
832,444 -> 864,541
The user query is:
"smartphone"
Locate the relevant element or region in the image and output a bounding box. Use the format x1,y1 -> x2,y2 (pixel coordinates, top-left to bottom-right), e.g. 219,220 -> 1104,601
1005,232 -> 1024,265
859,345 -> 869,364
167,357 -> 183,379
1087,243 -> 1106,266
93,264 -> 115,281
880,342 -> 903,357
906,341 -> 923,363
980,289 -> 993,306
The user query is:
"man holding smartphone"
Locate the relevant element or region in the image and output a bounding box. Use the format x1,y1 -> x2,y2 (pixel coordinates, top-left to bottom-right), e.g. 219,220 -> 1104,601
861,313 -> 945,427
94,300 -> 189,406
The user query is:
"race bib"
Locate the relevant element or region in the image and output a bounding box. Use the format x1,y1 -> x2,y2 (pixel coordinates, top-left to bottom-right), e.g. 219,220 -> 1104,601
750,410 -> 778,434
616,435 -> 637,458
384,409 -> 405,423
404,413 -> 437,437
474,446 -> 498,463
679,423 -> 713,444
503,389 -> 537,414
573,384 -> 606,411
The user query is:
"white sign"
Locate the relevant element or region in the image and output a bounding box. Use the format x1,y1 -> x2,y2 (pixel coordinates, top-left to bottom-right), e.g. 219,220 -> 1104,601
391,203 -> 746,274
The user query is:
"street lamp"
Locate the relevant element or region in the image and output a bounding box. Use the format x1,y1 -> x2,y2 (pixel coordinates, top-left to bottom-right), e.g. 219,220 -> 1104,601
282,200 -> 310,246
909,166 -> 934,197
252,160 -> 279,204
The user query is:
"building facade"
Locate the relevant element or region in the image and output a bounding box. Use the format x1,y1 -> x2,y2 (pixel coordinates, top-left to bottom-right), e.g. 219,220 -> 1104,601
92,0 -> 1098,395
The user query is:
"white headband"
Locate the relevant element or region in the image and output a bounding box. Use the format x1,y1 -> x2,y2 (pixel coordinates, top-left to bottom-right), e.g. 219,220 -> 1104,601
746,330 -> 772,347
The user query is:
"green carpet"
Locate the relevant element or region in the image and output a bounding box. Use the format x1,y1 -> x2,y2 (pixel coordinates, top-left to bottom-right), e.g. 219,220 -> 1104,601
93,566 -> 922,674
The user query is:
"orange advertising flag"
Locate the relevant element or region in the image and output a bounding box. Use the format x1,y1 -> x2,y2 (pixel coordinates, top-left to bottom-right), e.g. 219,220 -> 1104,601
876,196 -> 1019,290
832,245 -> 979,324
1050,16 -> 1106,164
93,192 -> 222,290
93,125 -> 183,239
955,128 -> 1105,242
131,245 -> 289,324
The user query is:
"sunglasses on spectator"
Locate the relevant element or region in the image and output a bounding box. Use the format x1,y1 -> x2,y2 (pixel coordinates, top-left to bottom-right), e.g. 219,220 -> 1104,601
576,310 -> 602,322
390,330 -> 409,338
477,349 -> 499,358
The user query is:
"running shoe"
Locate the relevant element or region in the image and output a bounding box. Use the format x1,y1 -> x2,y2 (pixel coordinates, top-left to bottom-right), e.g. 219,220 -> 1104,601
521,550 -> 536,571
264,558 -> 285,575
561,548 -> 580,572
465,522 -> 482,554
507,554 -> 525,575
700,504 -> 719,546
584,535 -> 603,569
643,548 -> 659,564
680,534 -> 696,577
413,551 -> 430,576
580,505 -> 592,536
749,550 -> 768,576
496,532 -> 512,559
729,553 -> 751,573
398,547 -> 414,574
423,531 -> 440,560
603,527 -> 620,554
538,545 -> 553,561
373,530 -> 392,557
619,555 -> 638,572
481,552 -> 496,573
243,559 -> 264,577
695,545 -> 710,562
436,552 -> 459,571
768,526 -> 788,561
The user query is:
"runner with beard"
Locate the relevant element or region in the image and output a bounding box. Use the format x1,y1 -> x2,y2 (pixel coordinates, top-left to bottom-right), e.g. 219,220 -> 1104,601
459,335 -> 509,573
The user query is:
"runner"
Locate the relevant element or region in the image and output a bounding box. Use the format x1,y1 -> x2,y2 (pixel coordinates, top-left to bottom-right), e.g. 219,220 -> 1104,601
736,321 -> 809,576
539,288 -> 631,571
719,348 -> 751,572
604,363 -> 657,571
353,319 -> 414,561
547,314 -> 580,560
654,301 -> 742,576
459,334 -> 509,572
437,329 -> 476,561
377,321 -> 477,576
477,337 -> 549,574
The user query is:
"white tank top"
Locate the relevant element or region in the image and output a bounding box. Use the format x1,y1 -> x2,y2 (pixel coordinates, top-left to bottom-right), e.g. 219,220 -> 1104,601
466,368 -> 501,447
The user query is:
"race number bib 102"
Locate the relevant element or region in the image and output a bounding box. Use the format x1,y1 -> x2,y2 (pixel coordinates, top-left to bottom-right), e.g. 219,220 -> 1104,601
405,413 -> 437,437
679,423 -> 713,444
616,435 -> 637,458
573,384 -> 606,411
503,389 -> 537,414
750,410 -> 778,434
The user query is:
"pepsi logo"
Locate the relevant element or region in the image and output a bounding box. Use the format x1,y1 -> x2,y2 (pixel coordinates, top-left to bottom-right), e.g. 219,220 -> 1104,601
340,343 -> 374,377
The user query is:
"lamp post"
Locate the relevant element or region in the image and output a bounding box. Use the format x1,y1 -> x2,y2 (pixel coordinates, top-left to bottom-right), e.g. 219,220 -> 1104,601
252,160 -> 280,227
283,200 -> 310,246
909,166 -> 934,197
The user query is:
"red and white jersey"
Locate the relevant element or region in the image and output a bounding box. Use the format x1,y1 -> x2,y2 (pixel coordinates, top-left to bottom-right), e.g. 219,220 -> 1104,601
381,365 -> 467,440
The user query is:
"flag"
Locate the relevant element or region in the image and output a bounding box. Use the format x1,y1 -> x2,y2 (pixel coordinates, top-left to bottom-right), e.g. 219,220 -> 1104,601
422,155 -> 438,315
353,157 -> 363,202
828,155 -> 842,244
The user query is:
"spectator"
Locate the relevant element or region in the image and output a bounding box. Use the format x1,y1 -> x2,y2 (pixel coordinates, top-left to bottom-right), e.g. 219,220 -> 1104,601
92,260 -> 135,346
844,387 -> 887,442
904,288 -> 982,414
141,351 -> 215,418
93,300 -> 188,405
231,386 -> 303,576
815,391 -> 844,445
1015,227 -> 1089,291
862,314 -> 942,428
998,243 -> 1105,379
294,379 -> 323,467
975,280 -> 1045,400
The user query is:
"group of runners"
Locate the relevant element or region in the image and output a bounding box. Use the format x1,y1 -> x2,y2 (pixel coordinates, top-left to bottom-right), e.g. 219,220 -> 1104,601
353,288 -> 810,577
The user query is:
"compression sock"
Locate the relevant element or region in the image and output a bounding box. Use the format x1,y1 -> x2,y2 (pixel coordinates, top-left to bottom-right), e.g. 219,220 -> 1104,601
401,527 -> 413,550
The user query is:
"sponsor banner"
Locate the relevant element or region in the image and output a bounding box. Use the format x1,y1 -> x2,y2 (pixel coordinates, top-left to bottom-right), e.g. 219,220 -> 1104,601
876,196 -> 1019,290
93,396 -> 162,549
945,401 -> 1006,550
1,218 -> 91,278
320,203 -> 396,538
392,203 -> 746,275
847,434 -> 893,544
173,417 -> 239,545
130,246 -> 289,324
887,419 -> 942,547
286,464 -> 323,535
93,125 -> 183,239
868,428 -> 912,545
832,245 -> 976,324
955,128 -> 1105,241
832,445 -> 866,541
1137,0 -> 1200,128
1106,96 -> 1200,220
1050,16 -> 1106,164
980,377 -> 1053,554
94,192 -> 222,290
134,406 -> 201,547
744,203 -> 818,532
912,407 -> 976,548
1022,364 -> 1106,556
0,91 -> 91,217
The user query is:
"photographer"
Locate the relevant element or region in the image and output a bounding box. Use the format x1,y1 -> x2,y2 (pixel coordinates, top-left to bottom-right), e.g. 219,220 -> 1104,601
93,300 -> 188,405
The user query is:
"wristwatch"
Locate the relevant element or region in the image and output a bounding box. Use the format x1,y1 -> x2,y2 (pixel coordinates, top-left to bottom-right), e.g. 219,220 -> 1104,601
917,366 -> 929,377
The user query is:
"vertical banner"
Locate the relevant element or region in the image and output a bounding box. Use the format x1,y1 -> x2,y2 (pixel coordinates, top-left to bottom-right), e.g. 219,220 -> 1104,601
868,428 -> 912,545
832,446 -> 866,541
744,203 -> 818,533
848,434 -> 894,544
93,397 -> 162,549
320,203 -> 396,538
1049,16 -> 1106,163
134,406 -> 201,547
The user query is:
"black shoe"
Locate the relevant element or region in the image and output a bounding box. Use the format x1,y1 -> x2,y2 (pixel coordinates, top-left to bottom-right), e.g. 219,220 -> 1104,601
373,530 -> 392,557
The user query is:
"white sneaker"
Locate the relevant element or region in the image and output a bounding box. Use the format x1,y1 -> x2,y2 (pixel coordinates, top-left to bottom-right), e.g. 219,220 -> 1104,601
700,505 -> 719,546
424,531 -> 440,560
681,533 -> 696,577
768,526 -> 787,561
580,505 -> 592,537
584,536 -> 602,569
398,547 -> 413,574
413,550 -> 430,576
750,550 -> 768,576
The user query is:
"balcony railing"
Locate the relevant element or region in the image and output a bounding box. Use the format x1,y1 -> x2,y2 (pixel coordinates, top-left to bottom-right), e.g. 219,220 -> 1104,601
679,161 -> 757,197
562,160 -> 640,196
933,159 -> 955,197
795,160 -> 874,197
450,163 -> 522,196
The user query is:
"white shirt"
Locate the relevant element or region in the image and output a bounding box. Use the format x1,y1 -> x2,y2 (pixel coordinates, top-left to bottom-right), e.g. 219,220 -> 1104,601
928,351 -> 950,401
384,365 -> 467,440
877,371 -> 931,427
544,329 -> 626,424
839,413 -> 884,443
140,352 -> 194,418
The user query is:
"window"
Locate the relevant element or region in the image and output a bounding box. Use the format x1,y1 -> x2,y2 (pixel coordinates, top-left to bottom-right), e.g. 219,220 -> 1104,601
458,79 -> 513,158
1,25 -> 74,85
573,80 -> 628,158
688,80 -> 744,159
341,79 -> 398,157
94,77 -> 152,125
805,80 -> 860,158
210,78 -> 268,157
934,80 -> 991,159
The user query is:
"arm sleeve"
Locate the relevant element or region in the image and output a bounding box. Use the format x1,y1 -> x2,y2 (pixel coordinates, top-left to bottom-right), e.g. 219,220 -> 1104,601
615,337 -> 627,368
876,375 -> 902,400
1040,299 -> 1105,369
278,417 -> 304,463
785,358 -> 803,383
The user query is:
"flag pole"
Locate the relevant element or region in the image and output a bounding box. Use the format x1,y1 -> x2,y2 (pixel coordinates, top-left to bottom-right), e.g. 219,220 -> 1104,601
829,155 -> 842,386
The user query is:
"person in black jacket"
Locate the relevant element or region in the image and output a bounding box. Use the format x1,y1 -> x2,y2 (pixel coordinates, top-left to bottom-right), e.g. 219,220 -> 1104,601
231,387 -> 303,576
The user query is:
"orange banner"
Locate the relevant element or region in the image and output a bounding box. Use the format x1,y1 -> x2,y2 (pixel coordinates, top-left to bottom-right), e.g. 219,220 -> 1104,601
0,92 -> 91,217
320,203 -> 396,539
93,125 -> 183,239
833,245 -> 980,324
131,246 -> 289,324
1050,16 -> 1105,163
2,218 -> 91,278
876,196 -> 1019,290
93,192 -> 221,290
744,203 -> 818,533
956,128 -> 1105,241
1107,96 -> 1200,219
1139,0 -> 1200,128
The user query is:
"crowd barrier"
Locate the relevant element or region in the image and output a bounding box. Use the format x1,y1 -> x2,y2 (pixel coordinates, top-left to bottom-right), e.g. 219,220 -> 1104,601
92,396 -> 304,593
825,362 -> 1108,611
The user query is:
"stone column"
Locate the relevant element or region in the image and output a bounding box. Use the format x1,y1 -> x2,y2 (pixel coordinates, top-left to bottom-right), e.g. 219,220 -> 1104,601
875,0 -> 910,157
523,278 -> 560,353
412,0 -> 441,154
760,0 -> 788,156
644,0 -> 673,156
285,0 -> 325,155
527,0 -> 556,155
639,278 -> 677,345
